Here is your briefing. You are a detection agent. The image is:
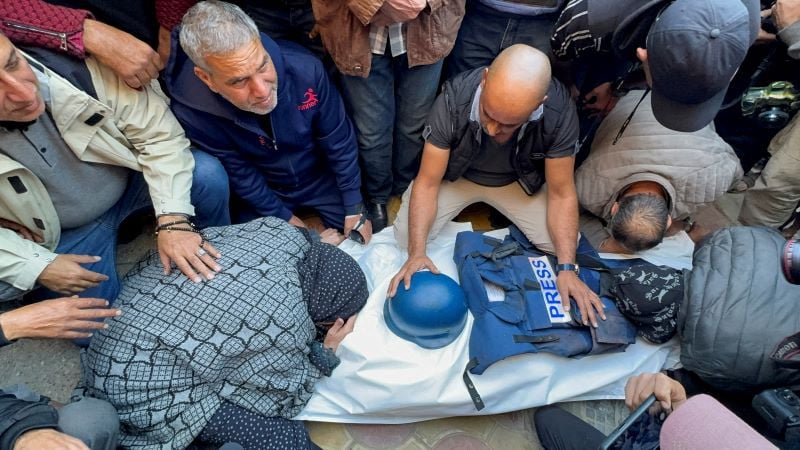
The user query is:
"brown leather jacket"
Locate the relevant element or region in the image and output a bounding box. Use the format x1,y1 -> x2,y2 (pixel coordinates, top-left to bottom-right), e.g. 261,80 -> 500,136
311,0 -> 465,77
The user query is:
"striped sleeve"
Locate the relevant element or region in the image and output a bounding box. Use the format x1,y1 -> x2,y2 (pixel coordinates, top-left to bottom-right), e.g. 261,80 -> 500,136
550,0 -> 602,61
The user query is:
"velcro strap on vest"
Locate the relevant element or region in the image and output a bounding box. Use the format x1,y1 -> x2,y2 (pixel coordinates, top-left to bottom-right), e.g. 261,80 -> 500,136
463,358 -> 485,411
513,334 -> 560,344
523,279 -> 541,291
490,242 -> 522,261
772,331 -> 800,368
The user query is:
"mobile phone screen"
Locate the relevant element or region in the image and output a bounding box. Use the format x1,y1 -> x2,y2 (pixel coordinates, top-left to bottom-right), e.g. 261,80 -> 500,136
598,394 -> 663,450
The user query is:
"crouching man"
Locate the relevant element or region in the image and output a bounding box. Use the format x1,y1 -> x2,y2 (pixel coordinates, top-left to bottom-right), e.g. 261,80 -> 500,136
0,30 -> 231,345
575,91 -> 742,254
390,45 -> 606,328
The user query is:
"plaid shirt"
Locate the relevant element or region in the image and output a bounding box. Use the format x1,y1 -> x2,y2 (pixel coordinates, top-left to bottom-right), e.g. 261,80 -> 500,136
369,22 -> 407,56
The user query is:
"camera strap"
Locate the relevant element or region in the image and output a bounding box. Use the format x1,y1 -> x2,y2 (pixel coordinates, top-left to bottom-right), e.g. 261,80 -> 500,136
771,331 -> 800,369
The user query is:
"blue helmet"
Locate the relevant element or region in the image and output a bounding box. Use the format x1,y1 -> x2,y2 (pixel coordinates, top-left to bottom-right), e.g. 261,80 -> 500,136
384,271 -> 468,349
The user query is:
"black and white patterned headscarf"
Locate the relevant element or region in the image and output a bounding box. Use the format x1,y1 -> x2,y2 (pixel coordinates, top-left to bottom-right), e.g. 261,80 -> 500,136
610,265 -> 685,344
298,239 -> 368,326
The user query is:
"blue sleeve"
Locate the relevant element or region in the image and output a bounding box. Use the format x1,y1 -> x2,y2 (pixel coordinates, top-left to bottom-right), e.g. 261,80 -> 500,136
312,65 -> 363,210
175,107 -> 293,220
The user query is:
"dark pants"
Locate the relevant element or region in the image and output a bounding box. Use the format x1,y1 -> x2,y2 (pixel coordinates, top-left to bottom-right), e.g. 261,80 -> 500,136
339,53 -> 442,203
232,174 -> 347,230
534,405 -> 606,450
445,2 -> 559,80
233,1 -> 325,61
195,401 -> 320,450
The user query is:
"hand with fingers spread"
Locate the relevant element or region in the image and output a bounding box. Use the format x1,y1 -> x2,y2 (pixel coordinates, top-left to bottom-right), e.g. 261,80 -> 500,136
38,254 -> 109,295
387,254 -> 440,298
556,271 -> 605,328
323,315 -> 358,352
82,19 -> 164,89
624,372 -> 687,413
0,297 -> 120,341
13,428 -> 89,450
0,218 -> 43,243
156,216 -> 222,283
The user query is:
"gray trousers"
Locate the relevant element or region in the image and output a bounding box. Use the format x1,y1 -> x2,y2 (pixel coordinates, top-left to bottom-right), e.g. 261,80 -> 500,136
739,113 -> 800,228
5,384 -> 118,450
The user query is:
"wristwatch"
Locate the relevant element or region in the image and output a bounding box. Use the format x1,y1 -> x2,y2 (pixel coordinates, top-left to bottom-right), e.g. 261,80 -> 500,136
554,263 -> 579,275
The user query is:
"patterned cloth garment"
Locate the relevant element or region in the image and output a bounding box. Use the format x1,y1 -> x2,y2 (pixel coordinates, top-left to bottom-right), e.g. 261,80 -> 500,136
610,265 -> 685,344
81,217 -> 322,449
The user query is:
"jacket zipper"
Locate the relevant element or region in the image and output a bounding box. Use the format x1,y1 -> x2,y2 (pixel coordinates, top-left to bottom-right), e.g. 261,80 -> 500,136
268,114 -> 278,151
269,114 -> 301,183
514,123 -> 534,195
3,21 -> 68,51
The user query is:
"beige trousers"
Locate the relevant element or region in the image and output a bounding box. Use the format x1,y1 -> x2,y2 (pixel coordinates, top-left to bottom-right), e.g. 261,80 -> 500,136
739,113 -> 800,228
393,178 -> 555,253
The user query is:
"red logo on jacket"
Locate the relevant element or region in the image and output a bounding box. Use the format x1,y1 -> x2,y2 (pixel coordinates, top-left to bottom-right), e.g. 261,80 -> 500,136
298,88 -> 319,111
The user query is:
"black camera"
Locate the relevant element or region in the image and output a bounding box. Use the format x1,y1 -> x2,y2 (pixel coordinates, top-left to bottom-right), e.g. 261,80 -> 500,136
753,388 -> 800,440
783,239 -> 800,285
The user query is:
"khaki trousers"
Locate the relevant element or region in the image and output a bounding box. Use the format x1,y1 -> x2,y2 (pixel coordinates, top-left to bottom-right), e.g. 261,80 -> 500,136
393,178 -> 555,253
739,113 -> 800,228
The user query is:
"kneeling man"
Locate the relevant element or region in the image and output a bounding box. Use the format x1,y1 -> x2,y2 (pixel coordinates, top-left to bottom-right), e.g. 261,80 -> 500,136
0,32 -> 229,319
390,45 -> 604,327
575,91 -> 742,254
164,1 -> 372,243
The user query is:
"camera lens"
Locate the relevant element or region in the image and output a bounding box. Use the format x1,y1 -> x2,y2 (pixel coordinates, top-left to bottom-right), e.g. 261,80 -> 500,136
758,108 -> 790,129
783,239 -> 800,285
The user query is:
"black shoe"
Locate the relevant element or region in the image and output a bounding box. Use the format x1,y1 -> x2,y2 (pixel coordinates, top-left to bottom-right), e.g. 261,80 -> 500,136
366,201 -> 388,233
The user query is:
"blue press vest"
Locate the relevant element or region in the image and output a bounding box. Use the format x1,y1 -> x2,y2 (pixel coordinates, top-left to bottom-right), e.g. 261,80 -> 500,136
454,227 -> 644,409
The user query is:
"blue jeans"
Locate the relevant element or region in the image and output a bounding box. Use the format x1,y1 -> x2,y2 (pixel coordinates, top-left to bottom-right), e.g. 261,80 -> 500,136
0,150 -> 230,304
445,2 -> 559,79
232,174 -> 347,229
339,53 -> 443,203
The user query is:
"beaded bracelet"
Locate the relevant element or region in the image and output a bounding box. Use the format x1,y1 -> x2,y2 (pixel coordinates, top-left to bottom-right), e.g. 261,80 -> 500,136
155,219 -> 195,230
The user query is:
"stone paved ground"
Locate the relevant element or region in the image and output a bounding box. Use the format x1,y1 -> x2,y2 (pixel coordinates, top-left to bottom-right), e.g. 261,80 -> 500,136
0,193 -> 743,449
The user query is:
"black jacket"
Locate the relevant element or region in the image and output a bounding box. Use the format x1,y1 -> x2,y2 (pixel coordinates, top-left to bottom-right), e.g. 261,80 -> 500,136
439,68 -> 578,195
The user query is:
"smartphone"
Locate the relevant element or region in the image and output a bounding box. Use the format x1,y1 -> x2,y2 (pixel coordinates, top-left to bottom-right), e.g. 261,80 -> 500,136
598,394 -> 658,450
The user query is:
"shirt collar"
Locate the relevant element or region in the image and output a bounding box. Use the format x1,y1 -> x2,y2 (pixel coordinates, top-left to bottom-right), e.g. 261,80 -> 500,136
32,66 -> 52,109
469,84 -> 545,123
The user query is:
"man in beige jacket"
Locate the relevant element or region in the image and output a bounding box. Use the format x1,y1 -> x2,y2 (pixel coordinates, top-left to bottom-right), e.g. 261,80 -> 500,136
576,91 -> 742,254
0,33 -> 230,346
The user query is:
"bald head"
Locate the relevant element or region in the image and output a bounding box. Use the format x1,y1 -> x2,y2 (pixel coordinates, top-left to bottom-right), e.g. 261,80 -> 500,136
479,45 -> 551,142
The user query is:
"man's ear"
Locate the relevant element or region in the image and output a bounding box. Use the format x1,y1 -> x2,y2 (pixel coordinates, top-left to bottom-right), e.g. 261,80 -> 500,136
193,66 -> 217,93
611,201 -> 620,216
666,215 -> 672,230
635,47 -> 648,64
